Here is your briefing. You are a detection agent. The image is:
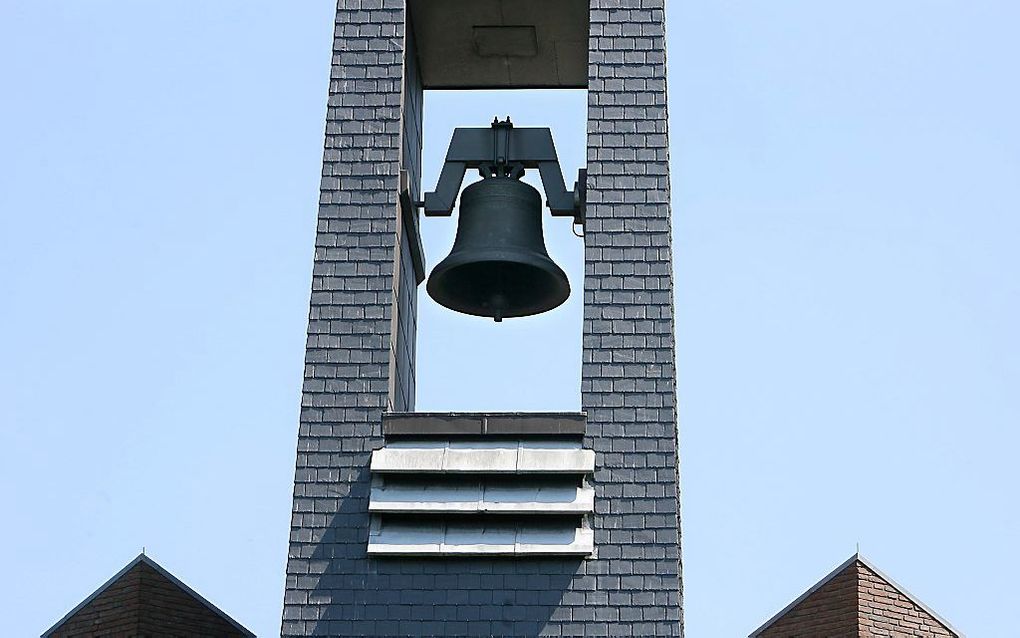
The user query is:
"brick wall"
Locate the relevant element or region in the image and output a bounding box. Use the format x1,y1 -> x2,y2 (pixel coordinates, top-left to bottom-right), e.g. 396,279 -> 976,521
756,560 -> 859,637
752,558 -> 960,637
858,562 -> 955,637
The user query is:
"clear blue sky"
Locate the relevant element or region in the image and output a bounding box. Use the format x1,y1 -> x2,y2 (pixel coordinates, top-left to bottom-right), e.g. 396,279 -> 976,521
2,2 -> 1018,636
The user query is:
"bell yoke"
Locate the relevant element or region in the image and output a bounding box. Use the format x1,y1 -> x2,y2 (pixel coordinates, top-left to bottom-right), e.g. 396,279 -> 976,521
419,117 -> 586,322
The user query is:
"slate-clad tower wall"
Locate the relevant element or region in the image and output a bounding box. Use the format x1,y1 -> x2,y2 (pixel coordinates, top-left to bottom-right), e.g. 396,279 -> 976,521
282,2 -> 420,634
282,1 -> 682,635
582,1 -> 683,633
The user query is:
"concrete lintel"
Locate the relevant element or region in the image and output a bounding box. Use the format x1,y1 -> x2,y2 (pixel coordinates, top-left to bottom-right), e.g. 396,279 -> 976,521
406,0 -> 588,89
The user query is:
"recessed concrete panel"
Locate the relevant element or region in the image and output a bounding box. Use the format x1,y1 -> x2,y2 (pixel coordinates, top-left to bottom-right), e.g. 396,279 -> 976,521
407,0 -> 588,89
474,26 -> 538,58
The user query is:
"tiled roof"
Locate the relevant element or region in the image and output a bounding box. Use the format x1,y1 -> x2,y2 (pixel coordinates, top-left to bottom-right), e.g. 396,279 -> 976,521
749,552 -> 962,637
42,553 -> 254,637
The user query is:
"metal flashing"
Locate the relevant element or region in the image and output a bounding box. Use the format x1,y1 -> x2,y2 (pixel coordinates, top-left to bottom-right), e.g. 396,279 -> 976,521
382,411 -> 587,437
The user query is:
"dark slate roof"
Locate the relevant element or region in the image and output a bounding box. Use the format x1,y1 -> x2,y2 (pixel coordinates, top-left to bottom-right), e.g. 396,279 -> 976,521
41,552 -> 255,637
748,552 -> 963,637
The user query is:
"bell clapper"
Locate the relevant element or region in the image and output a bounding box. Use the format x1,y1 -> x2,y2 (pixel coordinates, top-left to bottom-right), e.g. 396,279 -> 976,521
491,292 -> 507,323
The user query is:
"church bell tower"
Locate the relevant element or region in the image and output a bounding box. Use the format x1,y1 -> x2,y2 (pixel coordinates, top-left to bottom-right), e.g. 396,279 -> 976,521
282,1 -> 682,635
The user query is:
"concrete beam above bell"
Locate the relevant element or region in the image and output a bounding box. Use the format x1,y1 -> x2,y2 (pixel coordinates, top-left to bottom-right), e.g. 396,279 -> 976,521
407,0 -> 589,89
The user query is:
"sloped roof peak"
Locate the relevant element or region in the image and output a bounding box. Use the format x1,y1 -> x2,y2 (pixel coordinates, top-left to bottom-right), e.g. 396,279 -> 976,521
749,552 -> 962,637
41,552 -> 254,637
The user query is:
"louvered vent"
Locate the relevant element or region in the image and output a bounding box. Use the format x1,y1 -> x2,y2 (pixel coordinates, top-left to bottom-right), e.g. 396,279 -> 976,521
367,413 -> 594,556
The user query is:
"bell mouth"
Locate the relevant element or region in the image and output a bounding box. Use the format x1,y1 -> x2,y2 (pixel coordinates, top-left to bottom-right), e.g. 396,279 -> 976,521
427,253 -> 570,321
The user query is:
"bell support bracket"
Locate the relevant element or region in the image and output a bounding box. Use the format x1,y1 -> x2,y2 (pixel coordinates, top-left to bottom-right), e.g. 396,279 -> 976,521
398,169 -> 427,285
420,118 -> 586,227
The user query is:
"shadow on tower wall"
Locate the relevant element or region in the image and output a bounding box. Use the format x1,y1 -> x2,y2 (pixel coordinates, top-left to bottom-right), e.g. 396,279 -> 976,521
304,465 -> 585,637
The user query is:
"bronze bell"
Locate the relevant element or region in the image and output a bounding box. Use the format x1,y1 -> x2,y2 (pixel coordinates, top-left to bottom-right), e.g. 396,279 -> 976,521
426,177 -> 570,322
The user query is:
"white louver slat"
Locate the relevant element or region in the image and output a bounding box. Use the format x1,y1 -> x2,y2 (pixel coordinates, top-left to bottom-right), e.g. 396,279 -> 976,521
371,440 -> 595,474
369,480 -> 594,514
367,413 -> 594,557
368,519 -> 594,556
